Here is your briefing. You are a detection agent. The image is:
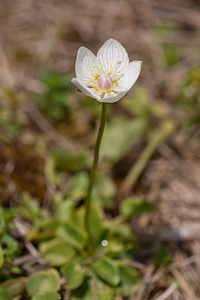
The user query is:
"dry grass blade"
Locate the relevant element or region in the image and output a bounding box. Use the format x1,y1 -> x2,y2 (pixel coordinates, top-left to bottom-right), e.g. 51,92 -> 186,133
155,283 -> 177,300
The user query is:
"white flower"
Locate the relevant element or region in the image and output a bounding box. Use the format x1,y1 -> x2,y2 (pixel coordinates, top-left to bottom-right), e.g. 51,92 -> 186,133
71,39 -> 142,103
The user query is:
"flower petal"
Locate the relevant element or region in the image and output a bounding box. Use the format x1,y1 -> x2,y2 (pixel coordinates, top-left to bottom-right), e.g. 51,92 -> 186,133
71,78 -> 100,100
97,39 -> 129,72
75,47 -> 96,83
97,90 -> 128,103
119,61 -> 142,91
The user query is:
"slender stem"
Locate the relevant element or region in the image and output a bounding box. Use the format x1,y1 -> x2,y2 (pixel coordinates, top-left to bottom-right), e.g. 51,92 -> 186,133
85,102 -> 107,245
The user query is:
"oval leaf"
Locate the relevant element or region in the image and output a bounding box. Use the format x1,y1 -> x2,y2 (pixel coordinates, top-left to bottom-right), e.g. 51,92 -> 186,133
39,239 -> 75,266
62,261 -> 85,290
26,269 -> 60,297
57,223 -> 86,250
102,118 -> 145,162
120,197 -> 158,218
1,277 -> 26,296
92,256 -> 120,286
32,291 -> 61,300
119,264 -> 141,296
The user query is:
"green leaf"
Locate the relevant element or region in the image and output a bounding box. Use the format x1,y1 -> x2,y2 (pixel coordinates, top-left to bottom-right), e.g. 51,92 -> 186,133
97,281 -> 114,300
32,291 -> 61,300
93,174 -> 116,208
62,261 -> 85,290
39,239 -> 75,266
86,203 -> 105,244
0,246 -> 4,268
163,44 -> 179,67
122,86 -> 149,117
67,172 -> 89,201
51,149 -> 89,172
1,277 -> 26,296
57,223 -> 86,250
120,197 -> 158,218
102,118 -> 146,162
92,256 -> 120,286
26,269 -> 60,297
119,264 -> 141,296
155,245 -> 173,266
0,287 -> 12,300
71,277 -> 93,300
55,199 -> 74,223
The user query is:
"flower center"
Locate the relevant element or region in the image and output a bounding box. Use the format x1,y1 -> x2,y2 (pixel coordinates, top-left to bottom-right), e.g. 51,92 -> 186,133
98,75 -> 113,90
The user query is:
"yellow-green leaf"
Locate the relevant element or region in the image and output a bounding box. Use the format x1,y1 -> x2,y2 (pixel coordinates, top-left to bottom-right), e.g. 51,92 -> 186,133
39,239 -> 75,266
0,287 -> 12,300
26,269 -> 60,297
62,262 -> 85,290
0,246 -> 4,268
92,256 -> 120,286
32,291 -> 61,300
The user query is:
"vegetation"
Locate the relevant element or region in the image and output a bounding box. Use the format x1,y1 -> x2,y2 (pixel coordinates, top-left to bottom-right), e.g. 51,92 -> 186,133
0,0 -> 200,299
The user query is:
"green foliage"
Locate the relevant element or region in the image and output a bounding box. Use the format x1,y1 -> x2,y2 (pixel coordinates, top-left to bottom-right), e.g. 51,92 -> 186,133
177,66 -> 200,132
66,172 -> 89,201
71,277 -> 93,300
122,86 -> 167,118
155,245 -> 173,266
93,173 -> 116,208
156,22 -> 179,66
0,246 -> 3,269
86,202 -> 105,244
26,269 -> 60,297
51,148 -> 90,172
39,239 -> 75,266
0,206 -> 19,272
0,73 -> 175,299
163,44 -> 179,67
35,70 -> 72,120
55,200 -> 75,223
32,292 -> 61,300
92,256 -> 120,286
1,277 -> 26,297
102,117 -> 146,162
119,264 -> 141,296
21,193 -> 48,223
57,222 -> 87,250
62,261 -> 85,290
14,189 -> 149,298
120,197 -> 158,218
0,287 -> 12,300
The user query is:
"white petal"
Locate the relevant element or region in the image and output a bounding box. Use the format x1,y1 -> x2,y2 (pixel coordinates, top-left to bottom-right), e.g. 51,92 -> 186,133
97,39 -> 129,72
119,61 -> 142,91
75,47 -> 96,83
71,78 -> 100,100
97,90 -> 128,103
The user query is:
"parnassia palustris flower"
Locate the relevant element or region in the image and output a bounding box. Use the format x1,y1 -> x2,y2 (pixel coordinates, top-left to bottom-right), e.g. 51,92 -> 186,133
71,39 -> 142,103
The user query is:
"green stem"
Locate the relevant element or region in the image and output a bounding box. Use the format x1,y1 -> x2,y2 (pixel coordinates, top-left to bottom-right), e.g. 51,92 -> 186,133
85,102 -> 107,246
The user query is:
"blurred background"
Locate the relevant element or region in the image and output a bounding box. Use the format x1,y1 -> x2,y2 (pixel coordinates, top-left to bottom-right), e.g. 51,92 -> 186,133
0,0 -> 200,299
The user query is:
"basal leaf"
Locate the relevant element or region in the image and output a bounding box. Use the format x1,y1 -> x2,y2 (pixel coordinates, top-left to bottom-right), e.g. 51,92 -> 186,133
1,277 -> 26,296
92,256 -> 120,286
120,197 -> 158,218
26,269 -> 60,297
62,261 -> 85,290
32,291 -> 61,300
39,239 -> 75,266
57,223 -> 86,250
119,264 -> 141,296
102,118 -> 146,162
